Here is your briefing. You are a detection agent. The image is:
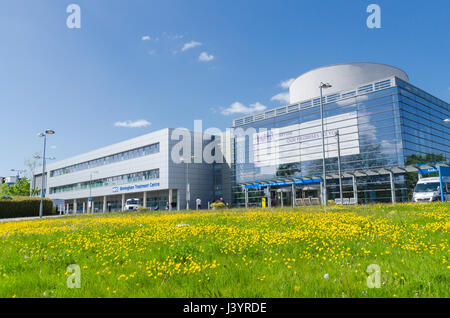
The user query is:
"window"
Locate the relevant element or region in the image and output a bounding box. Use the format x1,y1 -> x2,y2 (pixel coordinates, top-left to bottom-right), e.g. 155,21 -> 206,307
50,169 -> 160,194
50,143 -> 160,177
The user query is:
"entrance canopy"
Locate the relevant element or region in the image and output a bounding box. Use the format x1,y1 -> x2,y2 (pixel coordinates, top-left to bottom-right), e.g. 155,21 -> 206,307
243,178 -> 321,189
241,162 -> 450,190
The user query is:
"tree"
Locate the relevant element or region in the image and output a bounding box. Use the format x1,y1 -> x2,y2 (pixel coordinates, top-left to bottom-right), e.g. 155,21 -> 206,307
276,163 -> 300,177
24,155 -> 41,179
0,178 -> 38,197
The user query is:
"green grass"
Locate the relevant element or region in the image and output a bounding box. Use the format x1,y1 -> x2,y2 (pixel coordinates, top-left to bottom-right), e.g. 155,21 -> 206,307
0,202 -> 448,298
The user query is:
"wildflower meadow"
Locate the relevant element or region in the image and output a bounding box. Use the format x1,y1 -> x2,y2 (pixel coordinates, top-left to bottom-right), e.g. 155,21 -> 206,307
0,203 -> 448,298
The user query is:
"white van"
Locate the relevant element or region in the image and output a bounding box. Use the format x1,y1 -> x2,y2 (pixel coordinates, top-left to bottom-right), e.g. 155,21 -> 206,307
412,177 -> 449,202
124,198 -> 140,211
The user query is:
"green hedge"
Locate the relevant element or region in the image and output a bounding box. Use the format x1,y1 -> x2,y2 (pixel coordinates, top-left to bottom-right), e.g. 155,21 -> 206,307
0,197 -> 54,219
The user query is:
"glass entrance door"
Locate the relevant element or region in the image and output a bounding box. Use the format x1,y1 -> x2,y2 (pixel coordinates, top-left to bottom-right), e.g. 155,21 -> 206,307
270,187 -> 293,207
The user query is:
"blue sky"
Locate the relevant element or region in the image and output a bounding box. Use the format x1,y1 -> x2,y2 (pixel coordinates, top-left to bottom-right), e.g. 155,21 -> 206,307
0,0 -> 449,177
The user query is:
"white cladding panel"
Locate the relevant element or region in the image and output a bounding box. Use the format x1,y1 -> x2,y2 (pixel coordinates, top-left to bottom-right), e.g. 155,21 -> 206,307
46,129 -> 170,200
289,63 -> 408,104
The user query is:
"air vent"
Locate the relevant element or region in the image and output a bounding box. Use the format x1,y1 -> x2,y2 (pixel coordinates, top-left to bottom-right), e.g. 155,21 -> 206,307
254,113 -> 265,121
287,104 -> 299,112
276,107 -> 287,115
326,93 -> 340,103
300,100 -> 312,109
374,79 -> 391,90
234,119 -> 244,126
341,91 -> 356,99
358,84 -> 373,94
265,110 -> 276,118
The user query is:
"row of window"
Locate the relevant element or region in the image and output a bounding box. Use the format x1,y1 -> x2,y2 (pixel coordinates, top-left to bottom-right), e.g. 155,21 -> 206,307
50,143 -> 160,177
50,169 -> 160,194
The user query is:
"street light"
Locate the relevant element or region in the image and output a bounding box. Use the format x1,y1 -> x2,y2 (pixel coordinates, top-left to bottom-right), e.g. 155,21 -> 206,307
10,169 -> 26,179
335,130 -> 343,203
181,155 -> 195,210
89,171 -> 99,214
319,82 -> 332,206
36,130 -> 55,218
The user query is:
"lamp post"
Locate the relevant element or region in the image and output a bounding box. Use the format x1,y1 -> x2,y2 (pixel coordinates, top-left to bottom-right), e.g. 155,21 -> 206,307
336,130 -> 343,202
181,155 -> 195,210
319,82 -> 332,206
36,130 -> 55,217
10,169 -> 26,179
89,171 -> 99,214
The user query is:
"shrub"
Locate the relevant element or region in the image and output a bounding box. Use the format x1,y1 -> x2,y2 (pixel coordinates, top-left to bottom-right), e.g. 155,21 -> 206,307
211,201 -> 226,209
0,196 -> 54,219
136,206 -> 147,212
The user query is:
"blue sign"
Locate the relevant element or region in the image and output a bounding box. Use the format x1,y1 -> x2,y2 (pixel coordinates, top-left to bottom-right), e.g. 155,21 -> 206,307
418,168 -> 438,174
438,166 -> 450,202
244,178 -> 321,189
112,182 -> 160,193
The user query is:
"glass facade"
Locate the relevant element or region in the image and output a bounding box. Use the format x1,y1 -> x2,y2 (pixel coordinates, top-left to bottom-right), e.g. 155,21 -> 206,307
396,79 -> 449,159
50,168 -> 160,194
232,78 -> 449,206
50,143 -> 160,177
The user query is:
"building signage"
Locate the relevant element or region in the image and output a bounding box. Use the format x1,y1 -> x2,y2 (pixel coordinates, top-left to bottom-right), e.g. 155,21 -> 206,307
112,182 -> 160,193
418,168 -> 438,174
252,111 -> 360,167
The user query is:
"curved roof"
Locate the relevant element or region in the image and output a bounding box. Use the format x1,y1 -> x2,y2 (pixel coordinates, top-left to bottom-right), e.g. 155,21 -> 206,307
289,62 -> 409,104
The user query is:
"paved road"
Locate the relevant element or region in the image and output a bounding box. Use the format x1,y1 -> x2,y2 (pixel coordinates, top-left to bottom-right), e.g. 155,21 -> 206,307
0,213 -> 78,223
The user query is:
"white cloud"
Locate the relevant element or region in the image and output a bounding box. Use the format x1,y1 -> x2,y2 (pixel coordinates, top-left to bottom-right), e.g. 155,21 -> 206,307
279,78 -> 295,89
147,49 -> 156,55
220,102 -> 267,116
271,92 -> 290,104
164,33 -> 184,40
114,119 -> 151,128
182,41 -> 202,52
50,145 -> 57,150
141,35 -> 151,41
199,52 -> 214,62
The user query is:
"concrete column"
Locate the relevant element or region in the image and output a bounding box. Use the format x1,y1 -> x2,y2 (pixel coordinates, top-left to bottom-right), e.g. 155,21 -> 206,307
352,175 -> 358,202
82,202 -> 86,214
280,191 -> 284,208
244,188 -> 248,208
143,192 -> 147,209
267,187 -> 271,208
73,199 -> 77,214
168,189 -> 173,211
389,171 -> 396,204
292,184 -> 296,207
177,190 -> 180,211
121,194 -> 125,211
103,196 -> 107,213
